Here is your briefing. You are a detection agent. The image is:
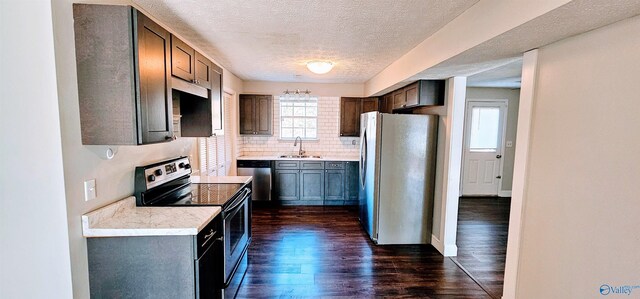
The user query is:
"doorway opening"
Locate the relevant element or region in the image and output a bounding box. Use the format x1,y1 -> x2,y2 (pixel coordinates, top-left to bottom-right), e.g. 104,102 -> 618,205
461,99 -> 509,196
452,58 -> 522,299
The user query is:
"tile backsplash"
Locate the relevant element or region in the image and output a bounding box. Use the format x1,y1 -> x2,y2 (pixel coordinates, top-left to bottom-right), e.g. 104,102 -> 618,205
238,96 -> 360,156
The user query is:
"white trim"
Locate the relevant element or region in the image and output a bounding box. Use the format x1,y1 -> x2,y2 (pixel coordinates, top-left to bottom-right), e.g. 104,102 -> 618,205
460,99 -> 509,196
498,190 -> 512,197
431,234 -> 458,256
433,76 -> 466,257
502,49 -> 539,299
431,234 -> 444,253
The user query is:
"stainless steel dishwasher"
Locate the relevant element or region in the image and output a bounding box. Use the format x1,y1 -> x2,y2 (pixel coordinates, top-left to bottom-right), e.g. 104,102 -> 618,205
237,160 -> 271,201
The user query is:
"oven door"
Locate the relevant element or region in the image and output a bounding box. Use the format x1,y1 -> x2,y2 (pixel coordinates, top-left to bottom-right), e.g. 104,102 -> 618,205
223,188 -> 251,284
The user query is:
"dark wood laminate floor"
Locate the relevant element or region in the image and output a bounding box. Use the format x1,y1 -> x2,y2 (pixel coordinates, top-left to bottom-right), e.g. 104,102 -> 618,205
237,206 -> 492,298
452,197 -> 511,299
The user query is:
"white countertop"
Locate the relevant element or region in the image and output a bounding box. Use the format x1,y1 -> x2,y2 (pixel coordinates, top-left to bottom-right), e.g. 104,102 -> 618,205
82,197 -> 221,237
191,175 -> 253,184
237,155 -> 359,162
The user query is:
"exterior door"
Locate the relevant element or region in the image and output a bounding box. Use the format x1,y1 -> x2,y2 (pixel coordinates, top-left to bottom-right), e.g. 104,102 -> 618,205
461,100 -> 508,196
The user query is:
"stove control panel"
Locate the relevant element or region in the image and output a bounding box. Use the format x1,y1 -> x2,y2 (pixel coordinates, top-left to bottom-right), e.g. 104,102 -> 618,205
135,156 -> 192,191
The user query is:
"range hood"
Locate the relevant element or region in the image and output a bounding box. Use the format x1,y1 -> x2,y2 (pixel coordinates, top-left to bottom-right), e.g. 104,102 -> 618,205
171,77 -> 208,99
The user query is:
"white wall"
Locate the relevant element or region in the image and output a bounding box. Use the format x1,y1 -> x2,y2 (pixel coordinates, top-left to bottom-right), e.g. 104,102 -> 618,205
465,87 -> 520,193
418,77 -> 466,256
243,81 -> 364,97
0,1 -> 74,298
514,15 -> 640,298
50,0 -> 244,297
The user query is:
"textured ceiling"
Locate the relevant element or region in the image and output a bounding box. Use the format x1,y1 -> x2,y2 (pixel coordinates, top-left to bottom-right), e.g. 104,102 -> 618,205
132,0 -> 479,83
467,58 -> 523,88
404,0 -> 640,87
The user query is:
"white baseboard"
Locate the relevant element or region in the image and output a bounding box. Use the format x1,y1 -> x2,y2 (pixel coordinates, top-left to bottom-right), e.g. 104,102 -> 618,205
499,190 -> 512,197
431,234 -> 458,257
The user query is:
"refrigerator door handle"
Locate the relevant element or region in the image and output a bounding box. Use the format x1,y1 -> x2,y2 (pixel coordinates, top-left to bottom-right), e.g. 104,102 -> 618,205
360,129 -> 367,189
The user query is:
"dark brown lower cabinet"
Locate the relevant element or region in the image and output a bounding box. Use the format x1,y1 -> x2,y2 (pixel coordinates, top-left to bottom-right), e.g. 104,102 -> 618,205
345,161 -> 360,205
300,170 -> 325,203
273,161 -> 359,206
324,169 -> 346,205
87,216 -> 222,298
274,169 -> 300,201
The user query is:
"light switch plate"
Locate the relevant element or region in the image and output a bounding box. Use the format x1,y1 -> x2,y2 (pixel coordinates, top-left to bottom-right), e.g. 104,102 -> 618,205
506,141 -> 513,148
84,179 -> 96,201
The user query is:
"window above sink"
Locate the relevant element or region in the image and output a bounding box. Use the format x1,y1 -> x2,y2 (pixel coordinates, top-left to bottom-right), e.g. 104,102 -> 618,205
279,94 -> 318,140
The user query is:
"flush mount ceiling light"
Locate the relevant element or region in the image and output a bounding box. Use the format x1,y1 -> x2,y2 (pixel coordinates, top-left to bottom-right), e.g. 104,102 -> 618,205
306,61 -> 334,74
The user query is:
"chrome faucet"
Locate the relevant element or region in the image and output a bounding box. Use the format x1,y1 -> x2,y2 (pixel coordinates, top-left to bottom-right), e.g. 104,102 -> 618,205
293,136 -> 305,156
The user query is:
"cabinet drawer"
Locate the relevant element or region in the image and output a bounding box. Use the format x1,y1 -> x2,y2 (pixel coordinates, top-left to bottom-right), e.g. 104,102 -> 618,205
325,161 -> 345,169
275,161 -> 300,169
300,161 -> 324,170
196,215 -> 221,257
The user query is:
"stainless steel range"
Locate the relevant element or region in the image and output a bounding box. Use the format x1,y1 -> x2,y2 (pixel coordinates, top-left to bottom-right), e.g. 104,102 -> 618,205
134,156 -> 251,299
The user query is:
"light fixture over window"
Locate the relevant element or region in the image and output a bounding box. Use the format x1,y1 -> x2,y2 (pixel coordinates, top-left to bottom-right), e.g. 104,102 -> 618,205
306,61 -> 334,74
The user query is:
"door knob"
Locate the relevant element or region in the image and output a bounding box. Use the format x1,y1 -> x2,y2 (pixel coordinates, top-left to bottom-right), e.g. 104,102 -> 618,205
496,175 -> 502,179
496,155 -> 502,159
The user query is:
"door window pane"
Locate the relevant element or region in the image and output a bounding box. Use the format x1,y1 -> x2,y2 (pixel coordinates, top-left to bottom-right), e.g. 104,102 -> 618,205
469,107 -> 500,152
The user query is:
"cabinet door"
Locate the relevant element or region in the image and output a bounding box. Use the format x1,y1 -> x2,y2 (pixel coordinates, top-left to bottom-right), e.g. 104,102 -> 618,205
170,35 -> 195,83
380,94 -> 393,113
362,97 -> 379,113
340,97 -> 361,137
239,95 -> 256,135
255,95 -> 273,135
194,52 -> 212,89
404,82 -> 419,107
324,169 -> 345,202
300,170 -> 324,201
345,161 -> 359,205
275,170 -> 299,201
392,89 -> 406,109
136,11 -> 173,144
211,64 -> 223,131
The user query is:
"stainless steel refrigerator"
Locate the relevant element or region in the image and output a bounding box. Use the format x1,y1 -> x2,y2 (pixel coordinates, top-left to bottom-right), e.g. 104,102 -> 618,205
358,112 -> 438,245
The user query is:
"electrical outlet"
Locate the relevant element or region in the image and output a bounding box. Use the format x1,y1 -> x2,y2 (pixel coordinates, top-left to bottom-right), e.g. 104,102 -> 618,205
84,179 -> 96,201
506,141 -> 513,148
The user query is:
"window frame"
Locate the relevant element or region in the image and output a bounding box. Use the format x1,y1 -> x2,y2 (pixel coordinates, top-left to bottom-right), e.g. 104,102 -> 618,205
279,95 -> 319,140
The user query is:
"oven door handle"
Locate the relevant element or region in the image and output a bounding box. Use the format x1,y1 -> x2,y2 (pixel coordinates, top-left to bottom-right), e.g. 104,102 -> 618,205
227,188 -> 251,212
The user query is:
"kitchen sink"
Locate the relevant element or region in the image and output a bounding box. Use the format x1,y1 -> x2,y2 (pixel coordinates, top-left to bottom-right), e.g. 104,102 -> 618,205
279,155 -> 322,159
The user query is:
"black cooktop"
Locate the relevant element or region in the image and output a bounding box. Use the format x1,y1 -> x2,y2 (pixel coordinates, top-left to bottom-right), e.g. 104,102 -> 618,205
169,183 -> 246,206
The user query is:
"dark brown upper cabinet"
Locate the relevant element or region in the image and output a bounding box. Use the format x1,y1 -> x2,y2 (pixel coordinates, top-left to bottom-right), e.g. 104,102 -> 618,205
171,35 -> 195,83
362,97 -> 379,113
73,4 -> 173,145
340,97 -> 362,137
195,52 -> 213,90
380,93 -> 393,113
391,80 -> 445,110
239,94 -> 273,135
340,97 -> 381,137
171,35 -> 214,90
